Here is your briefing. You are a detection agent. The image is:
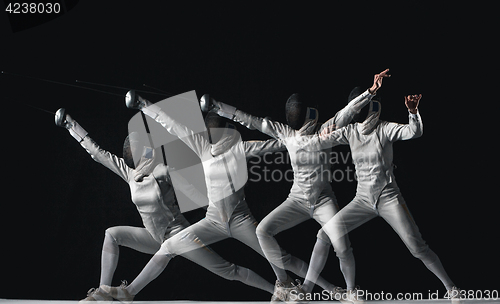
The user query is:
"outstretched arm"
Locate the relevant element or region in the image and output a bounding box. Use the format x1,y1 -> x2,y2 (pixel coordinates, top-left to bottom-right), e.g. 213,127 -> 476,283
242,138 -> 286,158
126,91 -> 211,161
54,109 -> 131,181
200,94 -> 292,140
302,125 -> 351,152
233,110 -> 292,140
385,94 -> 423,141
320,69 -> 391,131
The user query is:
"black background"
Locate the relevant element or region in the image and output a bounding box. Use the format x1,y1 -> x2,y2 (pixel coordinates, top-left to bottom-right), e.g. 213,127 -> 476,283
1,1 -> 498,301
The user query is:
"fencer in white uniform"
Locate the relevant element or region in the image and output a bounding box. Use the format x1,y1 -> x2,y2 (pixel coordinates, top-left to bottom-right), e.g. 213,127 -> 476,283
205,69 -> 390,301
54,109 -> 279,302
301,93 -> 459,300
101,92 -> 336,302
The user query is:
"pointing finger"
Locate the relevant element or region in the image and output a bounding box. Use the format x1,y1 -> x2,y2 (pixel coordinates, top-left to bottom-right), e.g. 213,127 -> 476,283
380,69 -> 391,77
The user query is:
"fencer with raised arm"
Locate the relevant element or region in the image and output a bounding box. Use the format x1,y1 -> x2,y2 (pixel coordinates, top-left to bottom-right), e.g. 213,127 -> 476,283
101,91 -> 336,303
55,109 -> 276,302
301,93 -> 460,301
204,69 -> 391,302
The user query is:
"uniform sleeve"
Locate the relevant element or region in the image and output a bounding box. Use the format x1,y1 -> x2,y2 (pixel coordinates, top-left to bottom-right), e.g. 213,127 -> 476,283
142,104 -> 212,161
232,109 -> 293,140
242,138 -> 287,158
67,120 -> 88,142
303,125 -> 351,152
383,111 -> 423,142
319,89 -> 375,132
80,136 -> 131,182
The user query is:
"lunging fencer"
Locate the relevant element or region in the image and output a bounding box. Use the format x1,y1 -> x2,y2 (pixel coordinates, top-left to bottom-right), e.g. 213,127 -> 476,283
55,109 -> 276,302
204,69 -> 391,302
301,91 -> 460,300
101,91 -> 336,302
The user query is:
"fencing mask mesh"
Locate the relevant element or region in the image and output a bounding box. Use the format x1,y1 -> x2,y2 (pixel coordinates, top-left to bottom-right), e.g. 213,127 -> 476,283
204,111 -> 240,155
285,93 -> 307,130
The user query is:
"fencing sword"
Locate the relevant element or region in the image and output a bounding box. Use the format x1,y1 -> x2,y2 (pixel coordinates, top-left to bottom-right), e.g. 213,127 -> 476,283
75,79 -> 171,96
142,83 -> 172,95
4,71 -> 169,165
2,71 -> 121,118
2,71 -> 124,97
3,70 -> 176,99
72,81 -> 172,165
22,102 -> 56,115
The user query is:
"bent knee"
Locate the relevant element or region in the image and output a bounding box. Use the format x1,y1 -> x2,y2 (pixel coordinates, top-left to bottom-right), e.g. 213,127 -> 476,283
206,262 -> 238,281
409,244 -> 431,260
105,227 -> 119,244
402,235 -> 430,260
316,230 -> 332,245
255,220 -> 279,238
157,241 -> 176,258
256,222 -> 274,238
332,243 -> 353,260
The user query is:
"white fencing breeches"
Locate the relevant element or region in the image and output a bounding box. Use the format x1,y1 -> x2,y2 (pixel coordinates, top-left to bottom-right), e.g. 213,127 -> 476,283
127,211 -> 275,295
321,184 -> 454,290
155,209 -> 313,292
100,224 -> 187,286
255,193 -> 351,290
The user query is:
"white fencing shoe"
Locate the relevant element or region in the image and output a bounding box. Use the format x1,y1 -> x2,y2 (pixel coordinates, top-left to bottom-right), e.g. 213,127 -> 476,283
100,280 -> 134,303
446,286 -> 462,303
271,280 -> 287,302
79,287 -> 112,303
340,287 -> 364,304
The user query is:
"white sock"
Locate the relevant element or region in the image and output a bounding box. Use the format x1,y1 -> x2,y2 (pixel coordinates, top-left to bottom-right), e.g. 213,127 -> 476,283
270,263 -> 289,283
257,231 -> 335,290
99,232 -> 119,286
126,253 -> 171,295
303,238 -> 333,293
340,251 -> 356,290
234,266 -> 274,294
289,252 -> 334,291
256,233 -> 289,282
420,249 -> 454,290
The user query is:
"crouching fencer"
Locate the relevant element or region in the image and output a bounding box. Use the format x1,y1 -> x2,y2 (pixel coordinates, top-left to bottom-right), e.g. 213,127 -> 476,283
303,92 -> 460,300
101,91 -> 338,303
55,109 -> 279,302
204,69 -> 391,302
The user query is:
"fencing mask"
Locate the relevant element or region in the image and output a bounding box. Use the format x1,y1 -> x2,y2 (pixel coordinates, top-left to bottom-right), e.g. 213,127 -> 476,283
285,93 -> 319,135
204,111 -> 240,155
123,132 -> 157,181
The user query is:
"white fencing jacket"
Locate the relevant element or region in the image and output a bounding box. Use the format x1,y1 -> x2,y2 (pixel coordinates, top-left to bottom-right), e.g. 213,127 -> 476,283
80,136 -> 187,243
224,90 -> 375,206
142,105 -> 286,223
302,111 -> 423,207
